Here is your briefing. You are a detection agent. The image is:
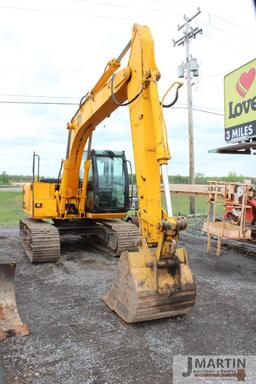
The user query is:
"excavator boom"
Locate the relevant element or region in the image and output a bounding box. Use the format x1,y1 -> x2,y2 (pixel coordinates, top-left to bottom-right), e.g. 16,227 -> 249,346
103,25 -> 196,321
20,24 -> 196,322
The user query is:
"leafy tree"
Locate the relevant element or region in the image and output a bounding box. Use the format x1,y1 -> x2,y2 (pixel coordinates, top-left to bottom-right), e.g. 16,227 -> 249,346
0,171 -> 9,185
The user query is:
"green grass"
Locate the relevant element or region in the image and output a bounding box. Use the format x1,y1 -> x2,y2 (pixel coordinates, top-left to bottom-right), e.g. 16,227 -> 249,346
0,191 -> 219,227
171,194 -> 208,216
171,195 -> 224,216
0,192 -> 25,226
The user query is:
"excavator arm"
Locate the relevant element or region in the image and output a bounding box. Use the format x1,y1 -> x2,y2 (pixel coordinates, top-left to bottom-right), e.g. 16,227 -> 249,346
59,65 -> 130,214
61,25 -> 173,245
58,24 -> 195,322
21,24 -> 196,322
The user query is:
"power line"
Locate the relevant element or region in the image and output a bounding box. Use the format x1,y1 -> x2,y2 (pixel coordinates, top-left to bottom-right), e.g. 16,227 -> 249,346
144,1 -> 256,35
14,0 -> 252,38
0,4 -> 254,50
177,102 -> 224,113
201,20 -> 256,47
0,100 -> 77,106
199,81 -> 223,91
0,5 -> 175,23
0,5 -> 133,21
0,99 -> 224,115
0,93 -> 79,100
203,34 -> 255,56
203,34 -> 232,47
136,0 -> 196,9
120,0 -> 256,36
0,94 -> 224,111
200,80 -> 224,91
74,0 -> 179,15
0,68 -> 226,78
0,65 -> 87,73
202,8 -> 256,36
201,72 -> 226,79
192,103 -> 223,113
192,107 -> 223,116
174,106 -> 223,116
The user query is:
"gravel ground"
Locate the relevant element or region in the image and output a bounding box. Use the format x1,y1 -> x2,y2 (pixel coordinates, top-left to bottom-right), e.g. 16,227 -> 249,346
0,227 -> 255,384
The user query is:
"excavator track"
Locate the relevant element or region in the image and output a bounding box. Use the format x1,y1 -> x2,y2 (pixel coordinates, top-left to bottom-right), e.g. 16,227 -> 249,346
92,219 -> 140,256
20,218 -> 138,262
20,218 -> 60,263
104,219 -> 140,255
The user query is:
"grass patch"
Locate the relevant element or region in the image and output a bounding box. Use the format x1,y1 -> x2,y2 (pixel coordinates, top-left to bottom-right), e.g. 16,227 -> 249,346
0,192 -> 25,226
0,191 -> 213,227
171,194 -> 208,216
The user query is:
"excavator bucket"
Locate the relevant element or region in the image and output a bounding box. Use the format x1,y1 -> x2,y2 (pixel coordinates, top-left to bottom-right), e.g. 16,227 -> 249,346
0,263 -> 29,341
103,246 -> 196,323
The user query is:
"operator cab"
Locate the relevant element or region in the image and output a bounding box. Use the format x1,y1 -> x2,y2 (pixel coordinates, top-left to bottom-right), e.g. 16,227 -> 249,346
80,150 -> 130,213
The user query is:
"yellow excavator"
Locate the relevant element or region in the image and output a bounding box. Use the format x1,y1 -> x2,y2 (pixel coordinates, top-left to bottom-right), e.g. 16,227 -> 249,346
20,24 -> 196,323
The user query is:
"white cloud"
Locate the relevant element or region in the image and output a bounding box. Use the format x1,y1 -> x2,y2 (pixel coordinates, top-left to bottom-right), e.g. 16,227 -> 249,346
0,0 -> 255,177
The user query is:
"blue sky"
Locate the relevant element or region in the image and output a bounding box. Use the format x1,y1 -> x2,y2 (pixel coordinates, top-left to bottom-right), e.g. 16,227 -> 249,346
0,0 -> 255,177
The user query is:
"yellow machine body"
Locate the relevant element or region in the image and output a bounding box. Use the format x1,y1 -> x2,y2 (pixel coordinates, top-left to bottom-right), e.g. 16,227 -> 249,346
23,182 -> 58,218
22,24 -> 196,322
23,181 -> 125,220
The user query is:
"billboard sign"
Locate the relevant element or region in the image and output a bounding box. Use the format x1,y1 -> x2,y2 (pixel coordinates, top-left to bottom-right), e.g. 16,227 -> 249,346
224,59 -> 256,142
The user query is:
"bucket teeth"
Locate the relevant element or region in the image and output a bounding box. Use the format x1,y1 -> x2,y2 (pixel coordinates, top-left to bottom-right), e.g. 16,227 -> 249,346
103,251 -> 196,323
0,263 -> 29,341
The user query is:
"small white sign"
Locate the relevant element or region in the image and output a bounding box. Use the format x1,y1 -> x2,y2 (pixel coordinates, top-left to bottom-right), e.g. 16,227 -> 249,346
173,355 -> 256,384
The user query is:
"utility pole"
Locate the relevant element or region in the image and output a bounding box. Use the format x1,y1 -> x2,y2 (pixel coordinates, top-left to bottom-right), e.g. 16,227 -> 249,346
173,8 -> 202,214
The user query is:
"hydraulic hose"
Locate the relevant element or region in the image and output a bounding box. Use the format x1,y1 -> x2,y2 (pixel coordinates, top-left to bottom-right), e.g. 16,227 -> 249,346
111,73 -> 143,106
161,82 -> 183,108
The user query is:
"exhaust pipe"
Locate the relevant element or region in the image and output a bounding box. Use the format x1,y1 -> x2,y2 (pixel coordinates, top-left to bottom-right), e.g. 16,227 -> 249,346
0,263 -> 29,341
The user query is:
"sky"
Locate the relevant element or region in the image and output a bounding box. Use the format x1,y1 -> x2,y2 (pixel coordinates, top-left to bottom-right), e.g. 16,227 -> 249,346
0,0 -> 255,178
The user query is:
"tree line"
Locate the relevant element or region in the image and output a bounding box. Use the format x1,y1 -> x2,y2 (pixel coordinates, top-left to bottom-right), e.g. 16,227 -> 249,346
0,172 -> 32,184
130,172 -> 254,185
0,171 -> 255,186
